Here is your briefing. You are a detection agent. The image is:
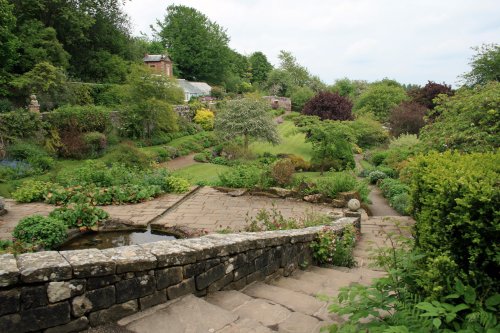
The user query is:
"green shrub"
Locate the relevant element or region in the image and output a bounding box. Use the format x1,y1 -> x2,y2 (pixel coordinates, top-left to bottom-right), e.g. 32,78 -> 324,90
389,192 -> 411,215
0,109 -> 44,142
348,115 -> 388,148
385,134 -> 420,168
12,215 -> 67,249
218,164 -> 269,188
314,172 -> 358,198
270,159 -> 295,186
102,142 -> 152,169
311,225 -> 356,267
0,99 -> 13,113
406,151 -> 499,298
49,204 -> 109,229
7,142 -> 54,172
370,151 -> 388,166
287,154 -> 311,171
82,131 -> 107,157
379,178 -> 410,198
368,170 -> 387,184
375,165 -> 397,178
164,176 -> 190,193
12,180 -> 52,203
47,105 -> 112,134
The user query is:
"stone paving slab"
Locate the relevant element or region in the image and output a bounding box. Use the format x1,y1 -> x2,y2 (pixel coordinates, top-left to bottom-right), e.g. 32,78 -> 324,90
124,294 -> 238,333
242,283 -> 325,317
152,187 -> 340,233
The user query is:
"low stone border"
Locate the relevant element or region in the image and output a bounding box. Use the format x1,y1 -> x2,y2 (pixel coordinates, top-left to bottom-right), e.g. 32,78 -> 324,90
0,217 -> 359,332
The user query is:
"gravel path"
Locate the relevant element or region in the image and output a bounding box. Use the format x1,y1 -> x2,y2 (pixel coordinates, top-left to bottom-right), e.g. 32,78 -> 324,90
162,153 -> 199,171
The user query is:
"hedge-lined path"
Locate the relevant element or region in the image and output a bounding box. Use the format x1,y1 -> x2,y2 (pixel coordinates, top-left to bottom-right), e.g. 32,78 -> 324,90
354,154 -> 400,216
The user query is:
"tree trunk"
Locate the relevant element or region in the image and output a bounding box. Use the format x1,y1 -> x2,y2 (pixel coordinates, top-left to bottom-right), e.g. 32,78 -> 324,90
244,134 -> 249,150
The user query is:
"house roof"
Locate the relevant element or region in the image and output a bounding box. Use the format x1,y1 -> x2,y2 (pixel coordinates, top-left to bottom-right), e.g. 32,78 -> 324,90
143,54 -> 171,62
177,79 -> 211,95
189,82 -> 212,95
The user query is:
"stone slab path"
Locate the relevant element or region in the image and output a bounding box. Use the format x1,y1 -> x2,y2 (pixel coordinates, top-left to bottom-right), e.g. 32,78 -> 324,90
151,187 -> 340,233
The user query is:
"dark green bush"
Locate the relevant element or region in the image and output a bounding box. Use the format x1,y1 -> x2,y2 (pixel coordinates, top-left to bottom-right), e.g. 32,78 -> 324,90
13,215 -> 67,249
0,109 -> 44,142
102,142 -> 152,169
370,151 -> 389,166
6,142 -> 54,173
83,132 -> 107,157
0,99 -> 13,113
406,151 -> 499,297
379,178 -> 410,198
49,204 -> 109,229
48,105 -> 112,133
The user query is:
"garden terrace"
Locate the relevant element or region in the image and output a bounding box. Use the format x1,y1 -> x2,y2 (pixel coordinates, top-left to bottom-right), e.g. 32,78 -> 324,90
0,217 -> 359,332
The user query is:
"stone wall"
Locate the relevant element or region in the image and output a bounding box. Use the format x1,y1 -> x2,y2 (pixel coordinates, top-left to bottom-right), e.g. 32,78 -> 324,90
0,218 -> 358,333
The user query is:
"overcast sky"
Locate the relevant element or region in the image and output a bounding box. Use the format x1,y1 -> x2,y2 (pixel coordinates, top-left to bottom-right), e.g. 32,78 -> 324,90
123,0 -> 500,87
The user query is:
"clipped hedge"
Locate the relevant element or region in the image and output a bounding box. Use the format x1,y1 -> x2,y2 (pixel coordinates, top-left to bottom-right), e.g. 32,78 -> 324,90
406,151 -> 499,297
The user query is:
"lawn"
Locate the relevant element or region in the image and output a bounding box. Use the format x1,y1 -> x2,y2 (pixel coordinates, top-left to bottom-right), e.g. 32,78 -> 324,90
172,163 -> 230,185
250,121 -> 313,160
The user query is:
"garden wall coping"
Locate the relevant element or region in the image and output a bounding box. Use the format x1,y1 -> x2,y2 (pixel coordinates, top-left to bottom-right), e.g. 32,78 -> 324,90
0,217 -> 358,332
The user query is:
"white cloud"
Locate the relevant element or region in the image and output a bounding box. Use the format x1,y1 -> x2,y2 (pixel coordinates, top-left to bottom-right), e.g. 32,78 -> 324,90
123,0 -> 500,86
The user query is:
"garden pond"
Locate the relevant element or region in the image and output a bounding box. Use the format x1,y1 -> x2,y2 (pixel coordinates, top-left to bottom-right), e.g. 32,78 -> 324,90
59,228 -> 176,250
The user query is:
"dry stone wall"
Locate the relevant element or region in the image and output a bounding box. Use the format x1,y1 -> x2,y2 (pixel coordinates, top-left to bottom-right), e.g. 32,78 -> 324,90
0,217 -> 359,333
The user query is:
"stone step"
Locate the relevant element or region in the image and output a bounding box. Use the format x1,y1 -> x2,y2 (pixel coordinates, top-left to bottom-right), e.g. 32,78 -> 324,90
118,294 -> 238,333
269,276 -> 341,298
242,282 -> 329,320
205,289 -> 328,332
308,266 -> 385,285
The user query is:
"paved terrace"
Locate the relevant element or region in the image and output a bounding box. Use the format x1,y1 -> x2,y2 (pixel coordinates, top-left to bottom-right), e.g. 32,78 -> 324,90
0,187 -> 341,240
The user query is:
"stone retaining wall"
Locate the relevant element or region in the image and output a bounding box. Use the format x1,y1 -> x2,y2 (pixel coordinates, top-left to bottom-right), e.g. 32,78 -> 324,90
0,217 -> 359,333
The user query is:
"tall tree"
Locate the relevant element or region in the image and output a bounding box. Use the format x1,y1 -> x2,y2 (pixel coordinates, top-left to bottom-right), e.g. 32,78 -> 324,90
10,0 -> 133,83
461,43 -> 500,86
0,0 -> 19,95
249,52 -> 273,84
156,5 -> 231,84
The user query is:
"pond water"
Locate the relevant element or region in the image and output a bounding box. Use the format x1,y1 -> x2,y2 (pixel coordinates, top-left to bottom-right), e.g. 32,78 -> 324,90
60,229 -> 176,251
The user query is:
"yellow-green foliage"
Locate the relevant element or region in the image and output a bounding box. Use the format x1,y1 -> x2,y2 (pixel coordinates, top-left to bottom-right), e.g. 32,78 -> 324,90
405,151 -> 499,297
194,108 -> 215,130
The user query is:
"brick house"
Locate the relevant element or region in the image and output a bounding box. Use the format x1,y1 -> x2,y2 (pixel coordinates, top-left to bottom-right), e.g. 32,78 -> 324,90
143,54 -> 173,77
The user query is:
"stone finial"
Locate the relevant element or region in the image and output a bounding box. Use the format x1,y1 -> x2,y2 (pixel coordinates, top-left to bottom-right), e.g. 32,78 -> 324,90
28,94 -> 40,113
347,199 -> 361,211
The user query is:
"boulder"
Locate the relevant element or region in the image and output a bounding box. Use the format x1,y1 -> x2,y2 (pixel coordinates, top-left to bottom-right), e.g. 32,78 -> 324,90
228,189 -> 247,197
331,199 -> 346,208
303,194 -> 323,203
0,197 -> 6,216
268,187 -> 294,198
